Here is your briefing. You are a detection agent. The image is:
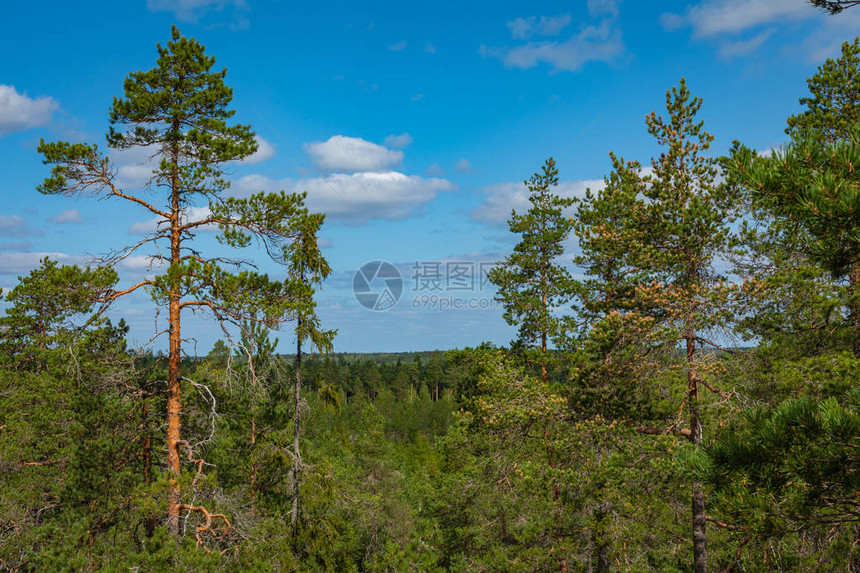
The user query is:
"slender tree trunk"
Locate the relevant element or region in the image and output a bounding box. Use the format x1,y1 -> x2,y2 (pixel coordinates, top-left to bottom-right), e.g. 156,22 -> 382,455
142,401 -> 156,538
850,261 -> 860,358
142,402 -> 151,486
291,324 -> 302,524
541,256 -> 548,383
166,142 -> 183,536
166,280 -> 182,534
250,418 -> 256,495
686,327 -> 707,573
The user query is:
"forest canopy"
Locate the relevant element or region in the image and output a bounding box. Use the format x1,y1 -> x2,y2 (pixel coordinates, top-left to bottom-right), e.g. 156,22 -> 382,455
1,25 -> 859,573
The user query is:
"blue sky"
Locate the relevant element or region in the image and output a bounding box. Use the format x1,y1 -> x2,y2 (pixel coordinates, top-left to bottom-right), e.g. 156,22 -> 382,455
1,0 -> 857,354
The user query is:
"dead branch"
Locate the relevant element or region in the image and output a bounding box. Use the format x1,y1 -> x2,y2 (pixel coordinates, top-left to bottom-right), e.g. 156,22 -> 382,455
177,504 -> 231,552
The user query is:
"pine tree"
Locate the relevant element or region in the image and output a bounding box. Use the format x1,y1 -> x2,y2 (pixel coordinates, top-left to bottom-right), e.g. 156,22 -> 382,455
0,257 -> 118,372
37,27 -> 313,535
488,157 -> 574,382
285,213 -> 336,525
573,80 -> 737,573
730,39 -> 860,358
787,37 -> 860,143
730,130 -> 860,357
693,389 -> 860,567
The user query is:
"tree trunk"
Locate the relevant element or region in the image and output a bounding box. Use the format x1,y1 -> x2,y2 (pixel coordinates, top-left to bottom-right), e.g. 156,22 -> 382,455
291,326 -> 302,524
142,401 -> 156,538
250,418 -> 256,496
850,261 -> 860,358
142,402 -> 151,486
541,257 -> 549,383
166,143 -> 183,536
686,330 -> 707,573
166,285 -> 182,534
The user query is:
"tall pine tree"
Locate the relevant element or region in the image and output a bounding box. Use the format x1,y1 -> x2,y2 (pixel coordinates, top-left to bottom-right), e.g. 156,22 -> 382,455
37,27 -> 313,535
488,157 -> 574,382
573,80 -> 736,573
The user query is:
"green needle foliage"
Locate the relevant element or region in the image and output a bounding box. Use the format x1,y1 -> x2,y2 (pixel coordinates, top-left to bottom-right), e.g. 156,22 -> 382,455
726,39 -> 860,359
573,79 -> 737,573
489,157 -> 575,381
0,258 -> 118,371
692,390 -> 860,567
35,26 -> 318,535
729,126 -> 860,356
787,37 -> 860,144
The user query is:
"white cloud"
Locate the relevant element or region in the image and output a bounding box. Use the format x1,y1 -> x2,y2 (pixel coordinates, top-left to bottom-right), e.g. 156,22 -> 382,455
484,8 -> 625,73
241,135 -> 276,164
0,215 -> 30,237
507,14 -> 572,39
234,171 -> 454,222
411,93 -> 426,101
146,0 -> 247,23
53,209 -> 84,224
119,255 -> 168,272
304,135 -> 403,172
660,0 -> 809,38
111,145 -> 159,190
384,133 -> 413,149
0,251 -> 82,275
0,85 -> 58,136
800,10 -> 860,63
388,40 -> 407,51
469,179 -> 603,224
425,42 -> 436,53
718,29 -> 775,59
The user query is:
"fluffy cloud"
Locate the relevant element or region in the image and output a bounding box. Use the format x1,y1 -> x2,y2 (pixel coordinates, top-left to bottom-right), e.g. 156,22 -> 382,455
384,133 -> 413,149
0,85 -> 58,136
469,179 -> 603,224
241,135 -> 276,164
234,171 -> 454,222
304,135 -> 404,172
388,40 -> 407,51
483,4 -> 625,73
660,0 -> 809,38
53,209 -> 84,224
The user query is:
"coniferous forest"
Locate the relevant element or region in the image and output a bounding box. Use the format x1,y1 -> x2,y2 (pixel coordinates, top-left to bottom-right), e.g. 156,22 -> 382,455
2,19 -> 860,573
